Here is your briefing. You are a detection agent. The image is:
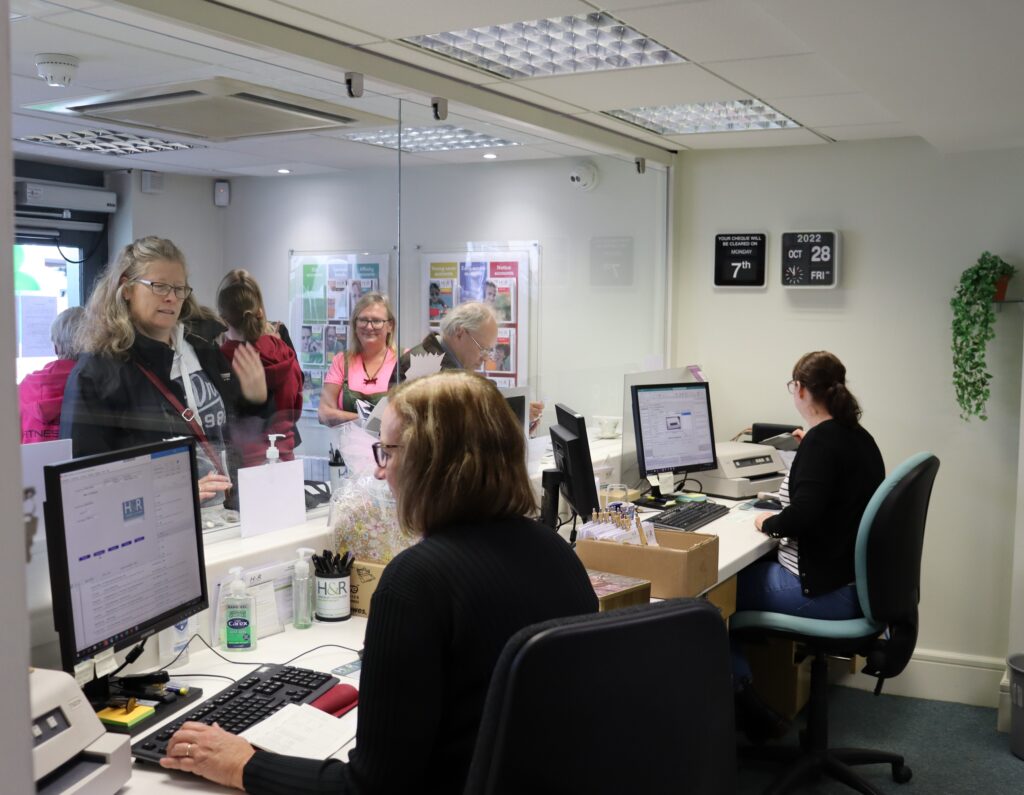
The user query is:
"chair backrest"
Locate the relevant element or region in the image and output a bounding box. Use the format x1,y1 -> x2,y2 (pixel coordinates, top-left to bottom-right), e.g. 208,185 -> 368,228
853,452 -> 940,678
463,598 -> 736,795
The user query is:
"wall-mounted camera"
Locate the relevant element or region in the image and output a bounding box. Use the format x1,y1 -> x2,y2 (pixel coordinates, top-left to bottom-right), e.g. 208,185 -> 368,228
431,97 -> 448,121
569,161 -> 599,191
345,72 -> 364,99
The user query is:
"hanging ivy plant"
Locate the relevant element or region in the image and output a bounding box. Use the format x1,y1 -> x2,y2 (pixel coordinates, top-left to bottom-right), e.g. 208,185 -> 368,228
950,251 -> 1015,420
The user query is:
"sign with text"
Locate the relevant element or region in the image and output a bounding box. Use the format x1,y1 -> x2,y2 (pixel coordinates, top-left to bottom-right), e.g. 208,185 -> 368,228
781,231 -> 840,288
714,233 -> 766,287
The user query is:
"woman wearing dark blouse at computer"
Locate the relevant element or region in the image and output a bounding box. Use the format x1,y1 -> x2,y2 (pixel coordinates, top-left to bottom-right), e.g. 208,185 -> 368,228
740,350 -> 885,621
160,370 -> 599,794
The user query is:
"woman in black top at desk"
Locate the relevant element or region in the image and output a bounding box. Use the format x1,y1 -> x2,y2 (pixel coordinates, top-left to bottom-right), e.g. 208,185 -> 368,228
160,370 -> 599,793
740,351 -> 885,620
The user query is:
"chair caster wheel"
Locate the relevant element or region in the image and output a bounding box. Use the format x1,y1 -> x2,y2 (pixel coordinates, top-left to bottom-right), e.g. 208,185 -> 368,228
892,763 -> 912,784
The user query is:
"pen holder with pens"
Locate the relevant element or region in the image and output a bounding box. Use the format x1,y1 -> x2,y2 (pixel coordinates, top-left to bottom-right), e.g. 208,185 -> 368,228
314,550 -> 353,622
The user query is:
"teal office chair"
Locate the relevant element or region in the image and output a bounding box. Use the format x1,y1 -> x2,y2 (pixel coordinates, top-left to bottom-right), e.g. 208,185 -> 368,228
463,598 -> 736,795
731,452 -> 940,795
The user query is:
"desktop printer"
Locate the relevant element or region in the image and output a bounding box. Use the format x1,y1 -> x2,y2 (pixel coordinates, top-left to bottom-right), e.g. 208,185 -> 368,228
700,441 -> 786,499
31,668 -> 132,794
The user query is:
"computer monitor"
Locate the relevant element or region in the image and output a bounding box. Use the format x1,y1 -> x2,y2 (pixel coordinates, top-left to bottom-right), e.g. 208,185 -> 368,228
620,367 -> 697,487
499,386 -> 528,434
44,438 -> 208,714
630,382 -> 718,484
541,404 -> 600,529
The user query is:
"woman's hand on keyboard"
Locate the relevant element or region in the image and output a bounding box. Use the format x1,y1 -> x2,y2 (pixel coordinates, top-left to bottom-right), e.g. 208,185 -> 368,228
160,721 -> 254,790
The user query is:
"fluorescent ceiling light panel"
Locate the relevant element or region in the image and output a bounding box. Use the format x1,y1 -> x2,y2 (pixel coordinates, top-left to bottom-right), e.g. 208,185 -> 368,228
345,125 -> 518,153
606,100 -> 800,135
403,12 -> 684,80
18,128 -> 201,155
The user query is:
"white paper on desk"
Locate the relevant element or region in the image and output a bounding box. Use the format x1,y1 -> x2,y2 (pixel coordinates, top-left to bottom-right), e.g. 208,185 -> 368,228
241,703 -> 357,759
404,351 -> 443,381
779,450 -> 797,470
238,459 -> 305,538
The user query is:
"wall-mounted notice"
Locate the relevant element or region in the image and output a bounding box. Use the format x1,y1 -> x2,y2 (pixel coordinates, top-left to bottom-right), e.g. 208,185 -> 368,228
781,231 -> 840,288
714,233 -> 767,288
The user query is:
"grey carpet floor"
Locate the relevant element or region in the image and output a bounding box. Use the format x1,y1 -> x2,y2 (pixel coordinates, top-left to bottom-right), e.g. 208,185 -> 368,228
737,686 -> 1023,794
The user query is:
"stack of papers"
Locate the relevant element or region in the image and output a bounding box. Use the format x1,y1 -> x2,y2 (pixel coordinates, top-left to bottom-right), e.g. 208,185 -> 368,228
241,703 -> 357,760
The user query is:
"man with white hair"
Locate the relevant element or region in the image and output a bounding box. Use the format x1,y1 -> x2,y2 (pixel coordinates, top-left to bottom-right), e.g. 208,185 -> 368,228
400,301 -> 499,378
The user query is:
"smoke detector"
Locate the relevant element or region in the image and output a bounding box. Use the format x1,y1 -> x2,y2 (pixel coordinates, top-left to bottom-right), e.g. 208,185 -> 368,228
35,54 -> 79,88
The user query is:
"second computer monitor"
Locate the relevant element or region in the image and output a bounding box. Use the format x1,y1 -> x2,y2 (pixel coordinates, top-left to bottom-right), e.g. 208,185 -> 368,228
631,382 -> 718,477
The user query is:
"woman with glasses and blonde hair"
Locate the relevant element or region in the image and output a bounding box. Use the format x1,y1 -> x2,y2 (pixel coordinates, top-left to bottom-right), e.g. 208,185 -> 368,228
161,370 -> 598,794
318,292 -> 397,426
60,236 -> 270,501
217,269 -> 303,467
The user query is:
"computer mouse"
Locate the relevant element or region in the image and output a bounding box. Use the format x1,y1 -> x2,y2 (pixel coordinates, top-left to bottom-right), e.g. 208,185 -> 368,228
753,498 -> 783,510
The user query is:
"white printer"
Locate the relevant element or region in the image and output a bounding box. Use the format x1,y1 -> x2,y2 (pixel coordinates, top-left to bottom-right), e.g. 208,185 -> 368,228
31,668 -> 132,794
701,441 -> 786,499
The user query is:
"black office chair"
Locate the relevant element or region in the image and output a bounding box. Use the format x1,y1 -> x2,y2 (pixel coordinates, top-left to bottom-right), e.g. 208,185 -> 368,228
463,598 -> 736,795
731,452 -> 940,795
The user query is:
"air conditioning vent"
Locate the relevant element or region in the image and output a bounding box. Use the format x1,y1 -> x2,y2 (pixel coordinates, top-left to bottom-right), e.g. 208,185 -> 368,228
26,77 -> 394,141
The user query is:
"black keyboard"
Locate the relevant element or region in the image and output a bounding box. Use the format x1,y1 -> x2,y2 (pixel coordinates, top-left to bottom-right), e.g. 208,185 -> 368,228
651,500 -> 729,531
131,663 -> 338,763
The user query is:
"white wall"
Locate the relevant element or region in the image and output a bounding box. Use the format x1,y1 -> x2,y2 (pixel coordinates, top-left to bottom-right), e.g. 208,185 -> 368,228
223,154 -> 668,431
2,1 -> 36,789
674,137 -> 1024,705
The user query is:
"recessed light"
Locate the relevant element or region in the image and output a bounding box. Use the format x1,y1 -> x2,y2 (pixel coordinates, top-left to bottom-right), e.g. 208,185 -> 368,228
18,128 -> 201,156
483,153 -> 498,160
404,12 -> 684,80
345,124 -> 518,153
605,100 -> 800,135
277,168 -> 291,174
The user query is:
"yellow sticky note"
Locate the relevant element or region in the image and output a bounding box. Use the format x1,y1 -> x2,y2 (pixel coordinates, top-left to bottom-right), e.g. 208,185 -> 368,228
97,703 -> 155,728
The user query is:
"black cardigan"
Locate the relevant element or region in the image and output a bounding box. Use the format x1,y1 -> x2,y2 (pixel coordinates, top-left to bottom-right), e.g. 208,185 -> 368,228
59,330 -> 272,462
397,332 -> 462,381
761,419 -> 884,596
243,516 -> 598,795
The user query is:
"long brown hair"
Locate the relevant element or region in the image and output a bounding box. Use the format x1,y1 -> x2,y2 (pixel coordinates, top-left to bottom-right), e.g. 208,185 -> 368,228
217,269 -> 270,343
386,370 -> 536,536
792,351 -> 863,427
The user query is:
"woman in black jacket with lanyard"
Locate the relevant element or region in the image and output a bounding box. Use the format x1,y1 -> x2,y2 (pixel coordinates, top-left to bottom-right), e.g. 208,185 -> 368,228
159,371 -> 599,793
60,236 -> 269,501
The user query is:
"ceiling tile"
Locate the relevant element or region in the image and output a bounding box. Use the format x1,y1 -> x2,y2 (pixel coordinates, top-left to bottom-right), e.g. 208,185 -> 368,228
476,81 -> 590,115
213,0 -> 379,45
813,122 -> 919,143
359,41 -> 495,86
769,93 -> 899,129
614,0 -> 812,63
668,127 -> 824,149
708,53 -> 859,99
518,63 -> 748,110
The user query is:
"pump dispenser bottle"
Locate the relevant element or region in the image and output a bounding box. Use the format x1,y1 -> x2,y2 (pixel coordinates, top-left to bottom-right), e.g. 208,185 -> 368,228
293,547 -> 315,629
223,566 -> 257,651
265,433 -> 285,464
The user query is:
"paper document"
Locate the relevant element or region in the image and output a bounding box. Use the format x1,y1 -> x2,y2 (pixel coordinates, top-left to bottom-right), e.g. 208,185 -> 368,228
241,703 -> 357,759
404,352 -> 444,381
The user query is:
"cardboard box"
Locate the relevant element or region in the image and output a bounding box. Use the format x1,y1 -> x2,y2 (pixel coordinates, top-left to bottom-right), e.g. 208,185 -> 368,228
575,530 -> 718,599
349,560 -> 386,618
586,569 -> 651,612
706,576 -> 737,620
747,638 -> 812,720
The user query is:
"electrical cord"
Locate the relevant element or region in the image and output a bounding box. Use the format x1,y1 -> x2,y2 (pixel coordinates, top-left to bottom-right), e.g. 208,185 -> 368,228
110,637 -> 147,676
283,643 -> 363,667
157,632 -> 269,672
56,221 -> 107,265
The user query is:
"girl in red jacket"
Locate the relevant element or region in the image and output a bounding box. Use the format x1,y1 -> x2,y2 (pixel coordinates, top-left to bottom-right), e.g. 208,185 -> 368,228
218,270 -> 303,467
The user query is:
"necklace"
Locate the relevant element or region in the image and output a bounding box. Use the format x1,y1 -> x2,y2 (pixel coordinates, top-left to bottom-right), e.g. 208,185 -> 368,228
362,349 -> 389,385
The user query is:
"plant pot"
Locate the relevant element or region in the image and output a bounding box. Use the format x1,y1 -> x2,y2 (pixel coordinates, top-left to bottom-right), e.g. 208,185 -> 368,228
995,274 -> 1011,302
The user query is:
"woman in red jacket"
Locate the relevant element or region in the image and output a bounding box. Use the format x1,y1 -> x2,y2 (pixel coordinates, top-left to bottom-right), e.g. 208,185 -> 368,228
218,270 -> 303,467
19,306 -> 85,443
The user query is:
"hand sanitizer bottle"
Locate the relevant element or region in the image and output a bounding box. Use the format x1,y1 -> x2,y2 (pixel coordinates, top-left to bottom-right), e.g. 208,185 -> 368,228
293,548 -> 315,629
223,566 -> 257,651
265,433 -> 285,464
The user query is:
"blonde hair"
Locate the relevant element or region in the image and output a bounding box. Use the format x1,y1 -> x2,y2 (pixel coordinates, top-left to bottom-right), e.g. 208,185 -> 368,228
217,269 -> 270,343
349,292 -> 396,356
387,370 -> 536,536
78,236 -> 197,358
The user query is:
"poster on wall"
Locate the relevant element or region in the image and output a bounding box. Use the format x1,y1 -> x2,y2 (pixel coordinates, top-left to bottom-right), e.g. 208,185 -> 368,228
290,251 -> 391,416
420,246 -> 533,388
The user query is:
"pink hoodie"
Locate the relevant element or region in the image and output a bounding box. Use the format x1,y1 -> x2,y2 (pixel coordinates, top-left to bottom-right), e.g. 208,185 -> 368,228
19,359 -> 76,444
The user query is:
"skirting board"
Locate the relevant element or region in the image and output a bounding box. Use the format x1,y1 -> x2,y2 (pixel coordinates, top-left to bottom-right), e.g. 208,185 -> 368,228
833,647 -> 1005,709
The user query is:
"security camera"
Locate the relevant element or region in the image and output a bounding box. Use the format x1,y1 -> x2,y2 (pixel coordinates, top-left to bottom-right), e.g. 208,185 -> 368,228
35,53 -> 78,88
568,161 -> 599,192
345,72 -> 364,99
635,157 -> 646,175
431,97 -> 448,121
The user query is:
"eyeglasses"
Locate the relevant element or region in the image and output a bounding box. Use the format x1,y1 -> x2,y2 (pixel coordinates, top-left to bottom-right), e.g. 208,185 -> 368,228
133,279 -> 193,300
371,442 -> 403,468
356,317 -> 389,329
786,380 -> 799,394
468,333 -> 494,357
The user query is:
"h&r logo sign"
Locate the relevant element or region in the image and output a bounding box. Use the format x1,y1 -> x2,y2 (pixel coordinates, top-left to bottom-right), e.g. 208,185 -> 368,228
122,497 -> 145,521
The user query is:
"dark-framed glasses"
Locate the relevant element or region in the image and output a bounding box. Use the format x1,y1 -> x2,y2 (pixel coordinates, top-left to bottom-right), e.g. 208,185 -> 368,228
133,279 -> 193,300
356,317 -> 388,329
372,442 -> 403,468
